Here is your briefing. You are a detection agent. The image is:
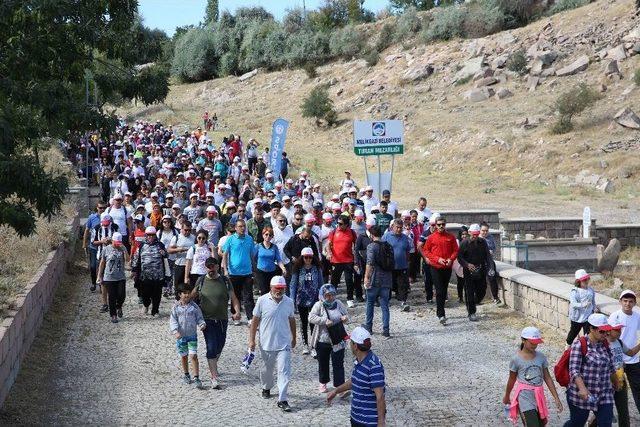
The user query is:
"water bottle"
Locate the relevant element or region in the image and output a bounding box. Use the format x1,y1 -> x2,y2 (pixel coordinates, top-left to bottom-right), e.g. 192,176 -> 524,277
503,404 -> 511,419
241,350 -> 255,374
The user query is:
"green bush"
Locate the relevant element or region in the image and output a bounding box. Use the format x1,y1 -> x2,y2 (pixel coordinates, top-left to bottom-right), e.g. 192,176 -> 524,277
362,48 -> 380,67
506,49 -> 528,74
488,0 -> 541,28
454,75 -> 472,86
551,83 -> 601,134
375,22 -> 396,52
422,5 -> 467,42
463,3 -> 505,39
301,84 -> 338,126
634,69 -> 640,86
547,0 -> 590,15
170,28 -> 218,82
329,25 -> 367,59
303,62 -> 318,79
285,30 -> 331,68
394,6 -> 422,42
218,50 -> 239,77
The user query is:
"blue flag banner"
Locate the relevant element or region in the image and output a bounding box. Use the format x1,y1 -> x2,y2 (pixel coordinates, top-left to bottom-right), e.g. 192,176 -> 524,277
269,118 -> 289,180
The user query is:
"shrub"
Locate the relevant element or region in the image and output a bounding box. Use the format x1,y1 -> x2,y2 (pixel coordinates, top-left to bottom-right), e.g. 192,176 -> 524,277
218,50 -> 239,77
547,0 -> 590,15
170,28 -> 218,82
551,83 -> 601,134
304,62 -> 318,79
301,85 -> 338,126
488,0 -> 541,28
329,25 -> 367,59
375,22 -> 396,52
454,75 -> 472,86
285,30 -> 331,68
422,5 -> 467,42
394,6 -> 422,42
634,69 -> 640,86
463,3 -> 505,39
506,49 -> 527,74
362,48 -> 380,67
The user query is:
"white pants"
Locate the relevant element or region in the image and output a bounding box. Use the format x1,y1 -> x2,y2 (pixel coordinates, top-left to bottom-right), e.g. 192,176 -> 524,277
259,346 -> 291,402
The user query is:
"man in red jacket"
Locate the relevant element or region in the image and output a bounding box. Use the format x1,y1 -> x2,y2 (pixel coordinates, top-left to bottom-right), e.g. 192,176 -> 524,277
423,215 -> 458,325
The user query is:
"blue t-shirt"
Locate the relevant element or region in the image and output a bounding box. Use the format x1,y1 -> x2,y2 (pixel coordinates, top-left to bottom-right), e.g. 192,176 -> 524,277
351,351 -> 386,426
382,232 -> 411,270
253,243 -> 281,272
222,233 -> 254,276
86,213 -> 101,250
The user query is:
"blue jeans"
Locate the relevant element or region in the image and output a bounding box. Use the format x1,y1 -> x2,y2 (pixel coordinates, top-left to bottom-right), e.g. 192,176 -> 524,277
365,287 -> 390,334
563,398 -> 613,427
202,319 -> 228,359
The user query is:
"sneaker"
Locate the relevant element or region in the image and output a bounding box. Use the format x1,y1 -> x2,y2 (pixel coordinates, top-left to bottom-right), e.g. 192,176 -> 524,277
261,389 -> 271,399
347,300 -> 355,308
100,304 -> 108,313
117,308 -> 123,318
311,348 -> 317,359
163,290 -> 169,298
426,299 -> 434,304
382,331 -> 391,339
90,284 -> 96,292
302,344 -> 310,355
183,374 -> 191,385
494,298 -> 502,305
142,306 -> 149,315
277,401 -> 292,412
211,378 -> 220,389
439,316 -> 447,325
401,302 -> 410,312
111,316 -> 118,323
356,296 -> 365,303
318,383 -> 328,393
469,313 -> 478,322
193,377 -> 204,389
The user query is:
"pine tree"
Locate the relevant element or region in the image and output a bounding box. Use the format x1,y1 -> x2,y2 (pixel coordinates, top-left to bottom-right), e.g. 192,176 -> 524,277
205,0 -> 220,24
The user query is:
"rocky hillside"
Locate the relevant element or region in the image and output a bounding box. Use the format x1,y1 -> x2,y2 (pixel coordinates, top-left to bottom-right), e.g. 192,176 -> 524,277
121,0 -> 640,223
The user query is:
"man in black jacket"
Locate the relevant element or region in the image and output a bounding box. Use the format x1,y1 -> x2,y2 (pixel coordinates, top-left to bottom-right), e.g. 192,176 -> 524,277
456,224 -> 492,322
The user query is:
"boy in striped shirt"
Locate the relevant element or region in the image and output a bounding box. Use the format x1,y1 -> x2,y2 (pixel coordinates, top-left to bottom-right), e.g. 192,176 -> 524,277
327,326 -> 386,426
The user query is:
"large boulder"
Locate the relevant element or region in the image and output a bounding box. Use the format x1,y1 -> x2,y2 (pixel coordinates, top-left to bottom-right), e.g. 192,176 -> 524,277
495,88 -> 513,99
238,69 -> 258,82
463,87 -> 495,102
597,239 -> 621,274
614,107 -> 640,129
605,60 -> 622,78
556,55 -> 590,77
401,63 -> 434,83
607,45 -> 627,61
454,56 -> 485,82
474,77 -> 497,88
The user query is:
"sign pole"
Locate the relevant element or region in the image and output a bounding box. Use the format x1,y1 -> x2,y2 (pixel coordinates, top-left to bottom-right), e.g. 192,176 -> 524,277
363,157 -> 369,186
390,154 -> 395,193
377,155 -> 381,200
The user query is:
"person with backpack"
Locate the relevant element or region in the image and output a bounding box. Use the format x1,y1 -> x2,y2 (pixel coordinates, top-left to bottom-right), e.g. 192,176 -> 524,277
604,317 -> 640,427
184,229 -> 216,293
190,257 -> 241,390
131,226 -> 171,316
562,313 -> 620,427
503,326 -> 563,426
328,216 -> 359,308
363,225 -> 393,338
423,215 -> 458,326
289,247 -> 323,355
157,215 -> 178,298
566,269 -> 599,347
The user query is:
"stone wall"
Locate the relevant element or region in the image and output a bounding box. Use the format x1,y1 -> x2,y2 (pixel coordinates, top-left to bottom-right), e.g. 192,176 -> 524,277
0,214 -> 80,408
496,261 -> 628,333
438,210 -> 500,227
595,224 -> 640,250
501,217 -> 597,239
500,238 -> 597,274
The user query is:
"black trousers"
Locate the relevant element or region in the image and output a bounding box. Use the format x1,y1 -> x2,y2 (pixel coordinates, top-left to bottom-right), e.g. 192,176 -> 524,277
408,252 -> 420,281
423,260 -> 434,301
316,342 -> 345,387
464,276 -> 484,316
566,321 -> 589,345
140,279 -> 163,315
456,275 -> 464,302
248,157 -> 257,174
391,269 -> 409,302
230,275 -> 254,321
297,305 -> 315,345
173,265 -> 187,293
255,269 -> 278,295
104,280 -> 125,317
430,267 -> 452,318
624,362 -> 640,414
331,262 -> 361,301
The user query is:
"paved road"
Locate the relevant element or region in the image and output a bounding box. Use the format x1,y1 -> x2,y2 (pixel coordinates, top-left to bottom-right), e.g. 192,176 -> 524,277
2,249 -> 627,426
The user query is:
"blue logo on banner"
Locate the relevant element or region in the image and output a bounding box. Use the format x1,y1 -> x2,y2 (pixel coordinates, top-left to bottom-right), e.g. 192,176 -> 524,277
269,118 -> 289,179
372,122 -> 386,136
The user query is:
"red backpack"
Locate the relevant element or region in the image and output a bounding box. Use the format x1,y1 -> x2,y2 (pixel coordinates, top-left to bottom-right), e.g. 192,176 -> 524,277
554,336 -> 610,387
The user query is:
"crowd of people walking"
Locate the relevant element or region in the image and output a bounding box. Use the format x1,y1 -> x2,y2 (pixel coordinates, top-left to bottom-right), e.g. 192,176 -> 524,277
78,117 -> 639,425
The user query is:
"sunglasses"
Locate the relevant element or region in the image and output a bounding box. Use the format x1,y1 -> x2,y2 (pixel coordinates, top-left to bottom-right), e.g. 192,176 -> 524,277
183,229 -> 192,233
436,223 -> 446,227
278,219 -> 286,223
337,222 -> 345,226
263,234 -> 273,237
303,255 -> 313,259
197,236 -> 206,240
97,206 -> 106,210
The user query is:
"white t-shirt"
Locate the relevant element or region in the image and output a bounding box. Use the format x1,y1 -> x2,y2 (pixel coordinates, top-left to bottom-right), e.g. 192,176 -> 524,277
186,243 -> 214,275
107,205 -> 130,235
609,309 -> 640,364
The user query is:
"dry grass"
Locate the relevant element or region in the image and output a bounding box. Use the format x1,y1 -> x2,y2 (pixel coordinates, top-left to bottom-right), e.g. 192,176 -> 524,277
591,247 -> 640,297
0,146 -> 79,316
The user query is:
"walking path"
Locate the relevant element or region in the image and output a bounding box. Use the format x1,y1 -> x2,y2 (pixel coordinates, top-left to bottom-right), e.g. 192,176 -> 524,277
3,247 -> 635,426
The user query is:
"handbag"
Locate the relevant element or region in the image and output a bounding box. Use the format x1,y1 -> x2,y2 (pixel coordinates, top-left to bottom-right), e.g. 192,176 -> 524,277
324,305 -> 347,345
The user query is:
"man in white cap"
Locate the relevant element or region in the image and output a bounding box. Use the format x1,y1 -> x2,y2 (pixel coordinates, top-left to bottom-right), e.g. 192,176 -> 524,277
327,326 -> 386,426
96,232 -> 129,323
609,289 -> 640,413
132,226 -> 170,316
197,206 -> 223,248
106,193 -> 133,253
361,186 -> 379,217
416,212 -> 439,304
249,276 -> 296,412
456,223 -> 492,321
184,193 -> 203,228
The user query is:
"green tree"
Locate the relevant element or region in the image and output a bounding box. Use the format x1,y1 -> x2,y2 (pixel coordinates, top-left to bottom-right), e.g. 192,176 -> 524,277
0,0 -> 169,237
205,0 -> 219,24
551,83 -> 601,134
390,0 -> 455,12
301,85 -> 338,126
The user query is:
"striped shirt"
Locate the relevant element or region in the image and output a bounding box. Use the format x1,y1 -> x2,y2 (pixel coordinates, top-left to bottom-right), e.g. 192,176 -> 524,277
351,351 -> 385,426
567,336 -> 614,410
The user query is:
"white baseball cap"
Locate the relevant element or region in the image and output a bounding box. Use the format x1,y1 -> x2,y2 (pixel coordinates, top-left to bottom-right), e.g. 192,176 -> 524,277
620,289 -> 637,300
282,195 -> 291,201
270,275 -> 287,288
365,185 -> 373,192
111,232 -> 123,242
366,217 -> 377,227
304,213 -> 315,224
206,206 -> 217,213
349,326 -> 372,345
429,212 -> 441,225
293,200 -> 303,206
588,313 -> 612,331
401,210 -> 411,218
469,223 -> 481,235
133,214 -> 145,222
520,326 -> 544,344
574,269 -> 590,282
322,212 -> 333,221
301,247 -> 314,257
145,226 -> 157,235
355,210 -> 365,218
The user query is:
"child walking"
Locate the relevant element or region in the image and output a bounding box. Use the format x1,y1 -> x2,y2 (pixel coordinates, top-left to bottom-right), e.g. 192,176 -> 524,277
566,269 -> 599,346
170,289 -> 206,388
503,326 -> 563,426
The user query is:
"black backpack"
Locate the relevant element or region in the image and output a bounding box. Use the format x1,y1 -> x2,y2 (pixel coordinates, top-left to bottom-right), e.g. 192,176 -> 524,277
375,241 -> 395,271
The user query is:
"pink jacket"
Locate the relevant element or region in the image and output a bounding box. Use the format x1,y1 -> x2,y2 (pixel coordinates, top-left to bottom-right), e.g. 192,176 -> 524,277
509,381 -> 549,425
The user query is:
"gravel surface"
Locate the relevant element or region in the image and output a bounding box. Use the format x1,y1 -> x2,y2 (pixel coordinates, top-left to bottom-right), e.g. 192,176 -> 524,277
1,250 -> 638,425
